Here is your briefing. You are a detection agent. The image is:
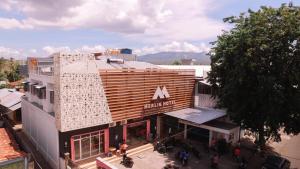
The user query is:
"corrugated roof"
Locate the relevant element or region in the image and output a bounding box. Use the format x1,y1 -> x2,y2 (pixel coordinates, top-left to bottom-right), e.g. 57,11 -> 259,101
165,107 -> 226,125
9,103 -> 21,111
0,89 -> 12,98
0,90 -> 24,109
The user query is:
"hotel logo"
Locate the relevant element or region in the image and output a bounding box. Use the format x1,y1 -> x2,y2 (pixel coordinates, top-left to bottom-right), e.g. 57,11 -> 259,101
152,86 -> 170,100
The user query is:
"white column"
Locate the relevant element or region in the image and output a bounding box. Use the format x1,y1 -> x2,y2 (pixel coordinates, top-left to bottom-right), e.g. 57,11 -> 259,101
194,81 -> 199,107
184,124 -> 187,139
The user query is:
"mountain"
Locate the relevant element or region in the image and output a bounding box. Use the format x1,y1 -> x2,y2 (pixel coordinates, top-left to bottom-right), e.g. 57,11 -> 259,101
137,52 -> 210,65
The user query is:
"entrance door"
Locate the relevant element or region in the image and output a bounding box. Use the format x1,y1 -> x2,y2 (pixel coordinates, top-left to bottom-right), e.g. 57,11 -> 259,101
126,121 -> 148,147
187,126 -> 209,143
150,116 -> 157,141
71,130 -> 105,161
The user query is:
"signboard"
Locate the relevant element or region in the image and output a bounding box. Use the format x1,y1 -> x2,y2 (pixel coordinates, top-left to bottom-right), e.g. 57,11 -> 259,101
143,86 -> 175,113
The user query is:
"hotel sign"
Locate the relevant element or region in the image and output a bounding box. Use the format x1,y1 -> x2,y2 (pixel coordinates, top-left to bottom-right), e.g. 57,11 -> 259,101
144,86 -> 175,111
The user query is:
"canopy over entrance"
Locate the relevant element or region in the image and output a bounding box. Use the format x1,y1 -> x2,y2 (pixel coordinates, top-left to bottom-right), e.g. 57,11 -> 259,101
164,107 -> 226,125
164,108 -> 240,145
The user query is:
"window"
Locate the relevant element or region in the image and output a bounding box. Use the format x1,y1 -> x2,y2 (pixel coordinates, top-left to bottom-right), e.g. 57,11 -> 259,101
71,130 -> 105,161
50,91 -> 54,104
24,82 -> 29,92
198,83 -> 212,94
31,85 -> 35,95
38,88 -> 46,99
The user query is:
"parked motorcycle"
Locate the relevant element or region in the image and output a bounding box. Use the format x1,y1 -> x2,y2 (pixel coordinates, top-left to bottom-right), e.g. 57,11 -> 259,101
155,141 -> 174,154
155,141 -> 167,154
238,157 -> 247,169
121,154 -> 134,168
191,147 -> 202,159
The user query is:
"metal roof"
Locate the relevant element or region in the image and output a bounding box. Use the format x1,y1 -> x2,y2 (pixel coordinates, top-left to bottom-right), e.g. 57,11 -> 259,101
9,103 -> 22,111
0,89 -> 11,98
203,120 -> 238,130
0,89 -> 24,109
159,65 -> 211,78
165,107 -> 226,125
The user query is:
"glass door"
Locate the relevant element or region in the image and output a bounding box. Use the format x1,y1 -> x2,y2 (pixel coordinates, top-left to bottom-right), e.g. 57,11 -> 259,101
71,130 -> 105,161
81,134 -> 91,159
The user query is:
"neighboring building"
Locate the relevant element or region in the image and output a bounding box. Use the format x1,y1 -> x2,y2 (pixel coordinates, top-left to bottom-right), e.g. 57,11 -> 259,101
0,88 -> 24,123
159,65 -> 240,146
22,53 -> 239,169
99,48 -> 136,61
0,124 -> 26,168
181,58 -> 196,65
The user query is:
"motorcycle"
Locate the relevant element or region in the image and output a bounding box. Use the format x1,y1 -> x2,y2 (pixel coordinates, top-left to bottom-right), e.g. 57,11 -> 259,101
121,155 -> 134,168
238,158 -> 247,169
155,141 -> 174,154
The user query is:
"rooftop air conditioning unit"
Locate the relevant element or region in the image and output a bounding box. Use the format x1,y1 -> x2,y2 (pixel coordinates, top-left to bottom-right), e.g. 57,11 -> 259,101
120,120 -> 127,125
109,122 -> 116,127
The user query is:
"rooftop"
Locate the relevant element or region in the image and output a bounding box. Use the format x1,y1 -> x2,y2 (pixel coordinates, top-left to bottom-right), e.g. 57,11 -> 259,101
0,127 -> 25,162
164,107 -> 226,125
0,89 -> 24,111
159,65 -> 210,78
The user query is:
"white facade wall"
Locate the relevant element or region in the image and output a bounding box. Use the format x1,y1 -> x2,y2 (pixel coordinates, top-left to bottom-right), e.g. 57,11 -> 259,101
22,98 -> 59,169
54,53 -> 112,132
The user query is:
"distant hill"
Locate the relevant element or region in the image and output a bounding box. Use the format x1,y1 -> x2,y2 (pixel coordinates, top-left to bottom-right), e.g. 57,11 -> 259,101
137,52 -> 210,65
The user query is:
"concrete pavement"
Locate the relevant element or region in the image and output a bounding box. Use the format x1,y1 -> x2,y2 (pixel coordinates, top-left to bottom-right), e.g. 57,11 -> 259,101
270,134 -> 300,168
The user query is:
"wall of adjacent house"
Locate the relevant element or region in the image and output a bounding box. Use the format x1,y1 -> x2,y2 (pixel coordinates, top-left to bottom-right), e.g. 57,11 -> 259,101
21,98 -> 59,169
53,53 -> 112,132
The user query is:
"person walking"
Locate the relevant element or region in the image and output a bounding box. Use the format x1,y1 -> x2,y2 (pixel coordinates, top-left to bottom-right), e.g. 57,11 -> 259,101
211,153 -> 219,169
234,146 -> 241,162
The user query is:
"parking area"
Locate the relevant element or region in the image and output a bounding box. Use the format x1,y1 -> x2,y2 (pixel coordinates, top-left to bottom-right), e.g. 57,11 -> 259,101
112,142 -> 240,169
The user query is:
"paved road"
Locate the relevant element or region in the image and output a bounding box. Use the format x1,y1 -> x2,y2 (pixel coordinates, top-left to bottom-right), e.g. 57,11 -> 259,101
270,133 -> 300,168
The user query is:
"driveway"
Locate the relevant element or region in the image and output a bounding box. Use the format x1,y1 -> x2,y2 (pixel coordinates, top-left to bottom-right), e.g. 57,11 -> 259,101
112,146 -> 239,169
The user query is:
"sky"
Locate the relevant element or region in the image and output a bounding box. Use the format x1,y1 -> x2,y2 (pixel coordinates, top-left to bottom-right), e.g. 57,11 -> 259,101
0,0 -> 298,59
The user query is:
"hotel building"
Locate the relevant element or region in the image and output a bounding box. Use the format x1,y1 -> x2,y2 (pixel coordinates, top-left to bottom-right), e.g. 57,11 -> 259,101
21,52 -> 239,169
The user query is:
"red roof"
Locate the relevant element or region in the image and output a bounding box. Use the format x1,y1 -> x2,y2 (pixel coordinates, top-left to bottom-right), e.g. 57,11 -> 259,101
0,128 -> 25,162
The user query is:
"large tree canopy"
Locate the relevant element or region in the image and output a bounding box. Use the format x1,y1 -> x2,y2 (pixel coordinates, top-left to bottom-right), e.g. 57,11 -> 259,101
208,4 -> 300,146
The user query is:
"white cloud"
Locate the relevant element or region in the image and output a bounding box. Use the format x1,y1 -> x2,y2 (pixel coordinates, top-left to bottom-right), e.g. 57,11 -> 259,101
0,42 -> 209,60
0,0 -> 227,41
42,45 -> 105,55
29,49 -> 37,53
0,46 -> 21,59
134,41 -> 210,55
75,45 -> 105,53
42,46 -> 71,55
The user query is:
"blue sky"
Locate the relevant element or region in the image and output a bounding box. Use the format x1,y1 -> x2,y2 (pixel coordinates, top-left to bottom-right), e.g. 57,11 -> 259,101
0,0 -> 298,59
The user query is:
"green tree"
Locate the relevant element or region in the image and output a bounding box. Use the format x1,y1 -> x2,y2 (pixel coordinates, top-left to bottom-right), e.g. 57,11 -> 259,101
0,57 -> 7,81
5,58 -> 21,82
208,4 -> 300,147
172,60 -> 182,65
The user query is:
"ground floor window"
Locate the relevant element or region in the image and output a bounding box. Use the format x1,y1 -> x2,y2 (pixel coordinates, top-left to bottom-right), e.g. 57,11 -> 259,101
71,130 -> 105,161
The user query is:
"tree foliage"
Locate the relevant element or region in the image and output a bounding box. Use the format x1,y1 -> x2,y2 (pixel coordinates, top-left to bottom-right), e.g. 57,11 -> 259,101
0,57 -> 22,82
208,4 -> 300,146
172,60 -> 182,65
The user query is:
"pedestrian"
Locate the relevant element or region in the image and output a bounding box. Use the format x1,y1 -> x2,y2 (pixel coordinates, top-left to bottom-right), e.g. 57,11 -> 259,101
120,139 -> 128,154
211,153 -> 219,168
183,151 -> 189,165
234,146 -> 241,162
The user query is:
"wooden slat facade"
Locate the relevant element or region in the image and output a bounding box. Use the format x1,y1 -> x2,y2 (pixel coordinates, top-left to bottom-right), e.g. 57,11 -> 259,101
99,69 -> 195,122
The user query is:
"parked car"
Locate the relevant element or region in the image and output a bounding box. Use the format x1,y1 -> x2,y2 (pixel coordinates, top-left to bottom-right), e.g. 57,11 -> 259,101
261,155 -> 290,169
